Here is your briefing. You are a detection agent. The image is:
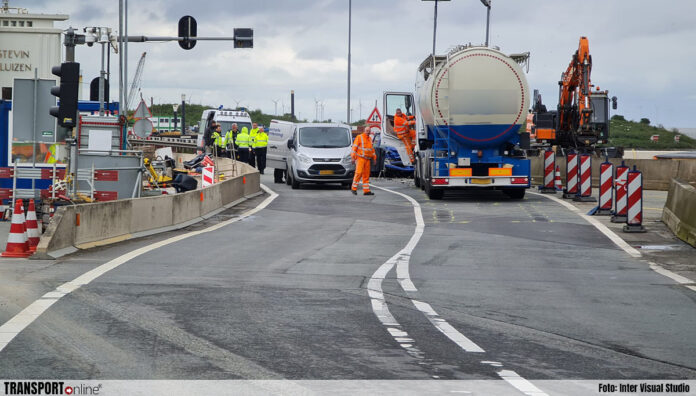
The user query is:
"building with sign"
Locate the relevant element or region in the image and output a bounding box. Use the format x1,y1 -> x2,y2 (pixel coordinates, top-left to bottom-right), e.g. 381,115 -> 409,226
0,1 -> 67,100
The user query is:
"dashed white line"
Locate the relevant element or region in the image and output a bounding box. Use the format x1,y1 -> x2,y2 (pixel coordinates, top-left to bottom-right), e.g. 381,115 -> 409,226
0,184 -> 279,353
372,184 -> 548,395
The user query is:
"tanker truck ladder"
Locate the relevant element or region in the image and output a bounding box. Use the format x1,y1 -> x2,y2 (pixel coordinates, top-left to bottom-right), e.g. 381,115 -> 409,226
433,62 -> 451,177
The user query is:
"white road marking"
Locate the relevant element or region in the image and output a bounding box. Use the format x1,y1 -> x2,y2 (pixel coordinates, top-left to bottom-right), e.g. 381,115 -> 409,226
531,192 -> 696,292
0,184 -> 279,353
372,184 -> 548,395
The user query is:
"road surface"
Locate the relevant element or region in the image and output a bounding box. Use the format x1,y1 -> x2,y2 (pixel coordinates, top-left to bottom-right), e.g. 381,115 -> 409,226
0,174 -> 694,393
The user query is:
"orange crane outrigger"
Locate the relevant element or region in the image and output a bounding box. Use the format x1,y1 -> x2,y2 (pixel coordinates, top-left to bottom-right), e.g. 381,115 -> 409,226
532,37 -> 617,152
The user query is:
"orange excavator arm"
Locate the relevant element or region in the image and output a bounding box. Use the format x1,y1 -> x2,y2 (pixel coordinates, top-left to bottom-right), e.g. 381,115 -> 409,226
558,36 -> 593,132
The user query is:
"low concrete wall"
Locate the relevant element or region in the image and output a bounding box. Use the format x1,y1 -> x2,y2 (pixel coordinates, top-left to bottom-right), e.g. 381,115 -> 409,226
530,156 -> 696,191
35,162 -> 260,258
662,179 -> 696,248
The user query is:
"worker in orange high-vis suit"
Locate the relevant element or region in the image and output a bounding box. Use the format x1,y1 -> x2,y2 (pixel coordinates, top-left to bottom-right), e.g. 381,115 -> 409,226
407,114 -> 417,147
393,108 -> 415,164
351,127 -> 376,196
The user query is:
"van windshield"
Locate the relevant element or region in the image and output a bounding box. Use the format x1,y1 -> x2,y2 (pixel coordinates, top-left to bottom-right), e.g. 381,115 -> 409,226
217,121 -> 252,133
299,127 -> 351,148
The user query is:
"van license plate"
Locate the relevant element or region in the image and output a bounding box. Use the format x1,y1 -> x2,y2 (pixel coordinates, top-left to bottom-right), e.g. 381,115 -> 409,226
471,178 -> 491,185
319,170 -> 335,175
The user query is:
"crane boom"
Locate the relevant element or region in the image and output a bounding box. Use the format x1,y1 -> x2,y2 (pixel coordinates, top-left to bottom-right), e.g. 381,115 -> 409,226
126,52 -> 147,112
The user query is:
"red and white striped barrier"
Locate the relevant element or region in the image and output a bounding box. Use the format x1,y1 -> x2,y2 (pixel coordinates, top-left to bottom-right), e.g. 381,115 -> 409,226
563,151 -> 578,199
554,166 -> 563,191
25,199 -> 40,251
573,154 -> 596,202
202,166 -> 215,187
611,162 -> 629,223
2,199 -> 31,258
539,149 -> 556,193
596,161 -> 614,215
623,167 -> 646,233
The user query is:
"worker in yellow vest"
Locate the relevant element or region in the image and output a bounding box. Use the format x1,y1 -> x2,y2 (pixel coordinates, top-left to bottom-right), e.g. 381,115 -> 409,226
212,124 -> 226,157
253,126 -> 269,174
249,122 -> 259,168
235,126 -> 251,163
225,123 -> 239,159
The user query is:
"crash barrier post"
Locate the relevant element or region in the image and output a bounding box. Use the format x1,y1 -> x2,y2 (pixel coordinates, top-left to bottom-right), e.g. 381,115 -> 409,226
596,159 -> 614,215
624,166 -> 646,233
563,150 -> 578,199
2,199 -> 31,258
611,161 -> 629,223
538,148 -> 557,194
554,166 -> 563,191
573,153 -> 596,202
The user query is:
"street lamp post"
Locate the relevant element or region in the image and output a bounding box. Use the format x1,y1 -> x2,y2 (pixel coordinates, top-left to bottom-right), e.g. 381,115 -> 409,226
347,0 -> 352,124
181,94 -> 186,134
480,0 -> 491,47
172,103 -> 179,132
422,0 -> 451,70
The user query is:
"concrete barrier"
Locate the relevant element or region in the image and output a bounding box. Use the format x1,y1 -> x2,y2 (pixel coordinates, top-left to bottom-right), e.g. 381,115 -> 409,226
662,179 -> 696,248
530,156 -> 696,191
34,162 -> 261,258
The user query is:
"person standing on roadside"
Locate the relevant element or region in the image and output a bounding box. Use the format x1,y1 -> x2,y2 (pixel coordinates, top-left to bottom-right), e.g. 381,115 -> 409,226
253,126 -> 268,174
225,123 -> 239,159
235,126 -> 252,163
249,122 -> 259,168
203,120 -> 217,154
350,126 -> 376,196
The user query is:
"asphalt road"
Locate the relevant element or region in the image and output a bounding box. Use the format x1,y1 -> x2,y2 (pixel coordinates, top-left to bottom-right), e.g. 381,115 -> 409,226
0,174 -> 695,386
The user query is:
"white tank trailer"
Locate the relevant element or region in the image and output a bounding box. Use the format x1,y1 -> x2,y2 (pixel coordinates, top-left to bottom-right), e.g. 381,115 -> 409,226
414,45 -> 532,200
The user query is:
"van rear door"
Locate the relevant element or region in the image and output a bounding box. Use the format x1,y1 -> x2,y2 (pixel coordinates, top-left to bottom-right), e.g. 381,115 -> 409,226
267,120 -> 293,170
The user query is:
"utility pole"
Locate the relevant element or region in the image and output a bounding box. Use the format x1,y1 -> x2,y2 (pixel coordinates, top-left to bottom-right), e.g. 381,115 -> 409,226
480,0 -> 491,47
347,0 -> 351,124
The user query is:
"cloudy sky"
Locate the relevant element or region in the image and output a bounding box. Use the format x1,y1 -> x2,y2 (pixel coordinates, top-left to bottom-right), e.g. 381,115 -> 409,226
19,0 -> 696,128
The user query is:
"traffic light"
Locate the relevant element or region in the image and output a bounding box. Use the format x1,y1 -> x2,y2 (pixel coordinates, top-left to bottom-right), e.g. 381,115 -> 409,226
178,16 -> 197,50
49,62 -> 80,128
234,28 -> 253,48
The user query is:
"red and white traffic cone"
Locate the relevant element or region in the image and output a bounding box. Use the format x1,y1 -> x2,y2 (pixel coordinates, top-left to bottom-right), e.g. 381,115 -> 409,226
596,160 -> 615,216
25,199 -> 40,252
573,153 -> 597,202
611,162 -> 629,223
563,151 -> 578,199
2,199 -> 31,258
554,165 -> 563,191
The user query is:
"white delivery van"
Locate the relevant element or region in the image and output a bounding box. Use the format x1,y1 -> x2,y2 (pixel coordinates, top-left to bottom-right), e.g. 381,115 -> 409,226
267,119 -> 294,183
273,122 -> 355,189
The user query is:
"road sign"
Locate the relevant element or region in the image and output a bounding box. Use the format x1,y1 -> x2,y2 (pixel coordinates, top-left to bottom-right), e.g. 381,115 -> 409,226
366,106 -> 382,125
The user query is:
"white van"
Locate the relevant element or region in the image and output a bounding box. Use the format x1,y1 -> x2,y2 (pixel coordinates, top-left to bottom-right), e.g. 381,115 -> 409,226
268,121 -> 355,189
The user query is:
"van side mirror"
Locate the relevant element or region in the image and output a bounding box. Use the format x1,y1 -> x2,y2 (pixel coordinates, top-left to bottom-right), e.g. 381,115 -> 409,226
287,139 -> 294,149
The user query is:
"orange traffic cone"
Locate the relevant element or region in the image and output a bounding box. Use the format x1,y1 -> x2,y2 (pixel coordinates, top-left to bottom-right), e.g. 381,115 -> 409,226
26,199 -> 40,252
555,165 -> 563,191
2,199 -> 31,258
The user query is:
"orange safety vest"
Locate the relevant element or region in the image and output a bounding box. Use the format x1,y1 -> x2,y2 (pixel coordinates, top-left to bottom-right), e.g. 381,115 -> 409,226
351,133 -> 376,160
394,114 -> 409,135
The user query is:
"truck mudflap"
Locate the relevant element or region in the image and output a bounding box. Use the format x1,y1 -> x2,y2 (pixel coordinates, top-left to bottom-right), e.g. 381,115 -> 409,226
431,175 -> 530,188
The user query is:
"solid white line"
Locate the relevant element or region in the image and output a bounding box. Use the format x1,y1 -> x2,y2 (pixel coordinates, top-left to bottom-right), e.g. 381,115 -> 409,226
531,191 -> 696,291
530,191 -> 641,258
0,184 -> 278,354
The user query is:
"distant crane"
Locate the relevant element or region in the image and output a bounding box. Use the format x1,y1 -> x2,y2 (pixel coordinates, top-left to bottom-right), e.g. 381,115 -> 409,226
126,52 -> 147,112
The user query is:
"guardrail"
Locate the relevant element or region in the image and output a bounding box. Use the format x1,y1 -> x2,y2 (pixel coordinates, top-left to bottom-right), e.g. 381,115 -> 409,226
128,136 -> 199,150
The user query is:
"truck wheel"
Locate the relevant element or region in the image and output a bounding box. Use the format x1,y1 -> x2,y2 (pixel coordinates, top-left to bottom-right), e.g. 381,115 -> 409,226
503,188 -> 525,200
424,180 -> 443,200
413,159 -> 421,188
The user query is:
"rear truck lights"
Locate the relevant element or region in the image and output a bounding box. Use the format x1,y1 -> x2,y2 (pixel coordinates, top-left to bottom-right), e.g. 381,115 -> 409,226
511,177 -> 529,184
488,168 -> 513,176
449,168 -> 472,177
432,178 -> 449,185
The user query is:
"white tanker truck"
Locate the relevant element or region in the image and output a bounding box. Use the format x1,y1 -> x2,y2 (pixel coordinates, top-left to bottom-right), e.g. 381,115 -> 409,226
378,45 -> 531,200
